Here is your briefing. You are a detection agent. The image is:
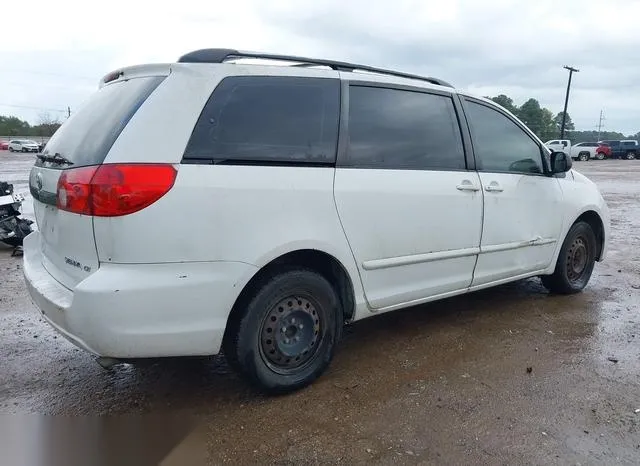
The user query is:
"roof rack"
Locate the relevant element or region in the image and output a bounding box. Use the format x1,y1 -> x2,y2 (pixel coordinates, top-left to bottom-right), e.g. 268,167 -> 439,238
177,48 -> 454,88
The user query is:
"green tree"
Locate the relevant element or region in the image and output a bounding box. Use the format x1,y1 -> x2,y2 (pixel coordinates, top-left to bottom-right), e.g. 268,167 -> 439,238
540,108 -> 557,141
0,115 -> 31,136
554,111 -> 575,134
490,94 -> 518,115
517,99 -> 542,129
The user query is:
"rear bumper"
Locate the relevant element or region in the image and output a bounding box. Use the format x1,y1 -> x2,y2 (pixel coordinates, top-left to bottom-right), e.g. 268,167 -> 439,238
23,231 -> 257,358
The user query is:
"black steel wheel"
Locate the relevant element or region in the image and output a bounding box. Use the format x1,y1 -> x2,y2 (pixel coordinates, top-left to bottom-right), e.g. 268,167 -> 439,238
224,268 -> 342,394
541,221 -> 597,294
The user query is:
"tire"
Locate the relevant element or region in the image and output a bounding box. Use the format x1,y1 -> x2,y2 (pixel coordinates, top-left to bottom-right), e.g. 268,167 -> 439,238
626,152 -> 636,160
21,148 -> 27,153
541,221 -> 597,294
596,152 -> 605,160
578,152 -> 589,162
224,268 -> 342,394
8,147 -> 14,152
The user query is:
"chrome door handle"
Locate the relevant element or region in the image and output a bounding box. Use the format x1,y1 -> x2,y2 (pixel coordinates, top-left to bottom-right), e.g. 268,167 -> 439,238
456,180 -> 480,192
485,182 -> 503,192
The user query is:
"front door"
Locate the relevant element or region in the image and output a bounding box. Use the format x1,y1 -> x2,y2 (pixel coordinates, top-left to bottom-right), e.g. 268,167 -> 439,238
462,98 -> 565,287
334,84 -> 483,311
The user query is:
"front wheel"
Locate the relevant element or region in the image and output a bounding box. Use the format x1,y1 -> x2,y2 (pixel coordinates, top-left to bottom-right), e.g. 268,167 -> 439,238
626,152 -> 636,160
541,221 -> 597,294
578,152 -> 590,162
596,152 -> 606,160
224,268 -> 342,394
8,147 -> 14,152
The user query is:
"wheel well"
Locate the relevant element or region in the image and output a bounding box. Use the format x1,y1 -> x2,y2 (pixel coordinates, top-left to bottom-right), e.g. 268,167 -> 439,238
575,211 -> 604,261
223,249 -> 356,348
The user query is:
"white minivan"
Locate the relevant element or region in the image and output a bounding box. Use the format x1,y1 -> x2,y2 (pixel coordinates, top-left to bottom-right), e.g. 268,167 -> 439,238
23,49 -> 610,393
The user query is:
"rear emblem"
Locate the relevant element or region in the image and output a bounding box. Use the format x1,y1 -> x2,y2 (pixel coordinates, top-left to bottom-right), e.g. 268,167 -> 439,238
36,173 -> 43,191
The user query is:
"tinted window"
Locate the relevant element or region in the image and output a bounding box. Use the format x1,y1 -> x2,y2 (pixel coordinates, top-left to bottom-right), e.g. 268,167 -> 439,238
40,76 -> 165,169
622,141 -> 637,147
465,100 -> 543,174
548,140 -> 559,145
344,86 -> 465,170
184,76 -> 340,164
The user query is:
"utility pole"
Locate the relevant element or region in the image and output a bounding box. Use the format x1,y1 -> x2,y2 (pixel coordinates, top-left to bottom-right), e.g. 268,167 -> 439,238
597,110 -> 605,141
560,65 -> 579,140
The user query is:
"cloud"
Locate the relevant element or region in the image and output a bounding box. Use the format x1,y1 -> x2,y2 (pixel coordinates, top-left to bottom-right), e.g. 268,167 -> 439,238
1,0 -> 638,134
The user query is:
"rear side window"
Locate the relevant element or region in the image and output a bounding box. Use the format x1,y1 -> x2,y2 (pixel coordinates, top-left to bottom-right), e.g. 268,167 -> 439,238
184,76 -> 340,165
622,141 -> 637,147
344,86 -> 465,170
39,76 -> 165,169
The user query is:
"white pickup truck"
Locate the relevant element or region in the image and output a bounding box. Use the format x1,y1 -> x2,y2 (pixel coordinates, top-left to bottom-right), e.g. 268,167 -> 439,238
545,140 -> 605,161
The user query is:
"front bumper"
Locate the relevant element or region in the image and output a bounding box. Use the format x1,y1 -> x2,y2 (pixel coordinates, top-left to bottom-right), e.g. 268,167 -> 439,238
23,231 -> 257,358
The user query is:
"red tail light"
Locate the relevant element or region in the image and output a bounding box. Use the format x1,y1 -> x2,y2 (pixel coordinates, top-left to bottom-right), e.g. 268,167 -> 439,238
57,164 -> 177,217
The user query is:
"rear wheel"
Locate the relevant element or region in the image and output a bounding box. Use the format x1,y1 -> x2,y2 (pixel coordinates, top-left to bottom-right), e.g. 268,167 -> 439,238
578,152 -> 590,161
626,151 -> 636,160
224,268 -> 342,394
8,147 -> 14,152
541,221 -> 597,294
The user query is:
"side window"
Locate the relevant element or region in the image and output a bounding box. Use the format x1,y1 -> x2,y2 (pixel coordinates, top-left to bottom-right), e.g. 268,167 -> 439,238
464,100 -> 544,174
184,76 -> 340,164
345,86 -> 466,170
548,140 -> 559,145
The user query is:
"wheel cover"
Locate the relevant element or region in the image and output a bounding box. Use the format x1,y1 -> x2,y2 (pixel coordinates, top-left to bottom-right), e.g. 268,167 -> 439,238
566,236 -> 589,283
260,296 -> 322,373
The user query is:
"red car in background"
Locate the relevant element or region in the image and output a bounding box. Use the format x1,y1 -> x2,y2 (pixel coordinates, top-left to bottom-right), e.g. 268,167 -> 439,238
0,140 -> 9,150
595,142 -> 612,160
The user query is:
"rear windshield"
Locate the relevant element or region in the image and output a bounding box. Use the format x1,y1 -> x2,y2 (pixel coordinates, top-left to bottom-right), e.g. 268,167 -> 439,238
38,76 -> 165,168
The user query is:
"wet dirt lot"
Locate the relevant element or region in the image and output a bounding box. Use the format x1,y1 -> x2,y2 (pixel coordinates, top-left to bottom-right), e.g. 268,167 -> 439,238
1,153 -> 639,465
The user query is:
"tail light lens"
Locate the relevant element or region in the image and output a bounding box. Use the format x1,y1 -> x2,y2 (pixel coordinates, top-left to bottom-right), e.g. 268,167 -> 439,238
57,164 -> 177,217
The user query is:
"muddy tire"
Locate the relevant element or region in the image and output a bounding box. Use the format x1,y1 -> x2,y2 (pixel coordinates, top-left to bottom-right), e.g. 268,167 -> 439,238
541,221 -> 597,294
224,268 -> 342,394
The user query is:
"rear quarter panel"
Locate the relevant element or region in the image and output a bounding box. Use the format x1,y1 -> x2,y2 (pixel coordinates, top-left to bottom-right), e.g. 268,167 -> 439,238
93,165 -> 369,320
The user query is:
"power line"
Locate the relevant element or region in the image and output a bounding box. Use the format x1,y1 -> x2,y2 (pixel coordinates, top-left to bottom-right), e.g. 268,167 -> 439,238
0,68 -> 96,81
0,103 -> 67,113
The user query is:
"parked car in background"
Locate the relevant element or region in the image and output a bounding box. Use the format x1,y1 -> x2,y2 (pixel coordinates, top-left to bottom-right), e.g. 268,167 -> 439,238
594,142 -> 612,160
599,140 -> 638,160
545,139 -> 571,154
23,48 -> 610,393
8,139 -> 40,153
0,140 -> 8,150
569,142 -> 612,161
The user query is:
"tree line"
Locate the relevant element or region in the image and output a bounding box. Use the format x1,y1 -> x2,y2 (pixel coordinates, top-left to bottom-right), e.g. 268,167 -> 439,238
488,95 -> 638,143
0,113 -> 62,138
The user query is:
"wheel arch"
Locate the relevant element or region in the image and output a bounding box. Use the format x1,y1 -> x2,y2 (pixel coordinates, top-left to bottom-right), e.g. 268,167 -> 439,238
223,248 -> 358,351
574,210 -> 605,261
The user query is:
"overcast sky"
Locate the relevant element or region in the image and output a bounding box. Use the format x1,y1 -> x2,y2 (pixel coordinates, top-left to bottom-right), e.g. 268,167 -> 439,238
1,0 -> 639,135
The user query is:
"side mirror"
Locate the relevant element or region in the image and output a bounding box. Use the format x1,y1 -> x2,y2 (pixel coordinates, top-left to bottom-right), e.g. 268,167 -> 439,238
550,151 -> 572,173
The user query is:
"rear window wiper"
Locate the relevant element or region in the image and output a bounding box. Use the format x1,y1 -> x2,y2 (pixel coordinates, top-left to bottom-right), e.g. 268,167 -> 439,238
37,153 -> 74,166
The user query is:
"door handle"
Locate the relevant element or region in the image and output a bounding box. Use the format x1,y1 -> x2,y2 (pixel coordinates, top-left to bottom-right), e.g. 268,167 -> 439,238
484,182 -> 504,193
456,180 -> 480,192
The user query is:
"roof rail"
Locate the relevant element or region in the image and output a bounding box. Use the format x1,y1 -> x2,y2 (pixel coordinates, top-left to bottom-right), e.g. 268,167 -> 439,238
177,48 -> 454,88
